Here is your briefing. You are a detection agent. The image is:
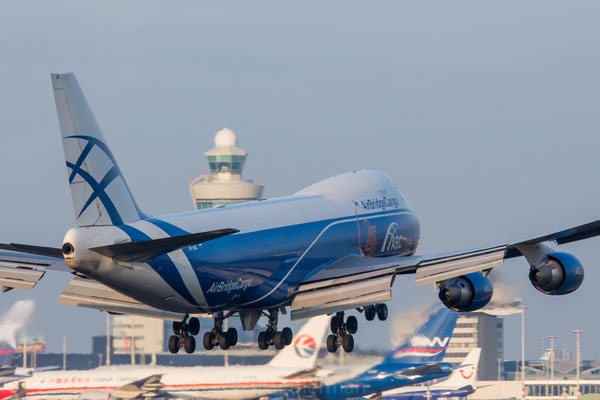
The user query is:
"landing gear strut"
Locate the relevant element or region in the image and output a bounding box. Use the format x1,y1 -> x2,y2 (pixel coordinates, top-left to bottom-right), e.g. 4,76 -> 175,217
202,311 -> 239,351
326,311 -> 356,353
257,308 -> 293,350
168,315 -> 200,354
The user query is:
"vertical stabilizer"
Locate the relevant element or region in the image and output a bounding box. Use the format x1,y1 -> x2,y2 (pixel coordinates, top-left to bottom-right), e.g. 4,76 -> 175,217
382,307 -> 458,365
268,315 -> 329,370
51,73 -> 145,226
439,348 -> 481,388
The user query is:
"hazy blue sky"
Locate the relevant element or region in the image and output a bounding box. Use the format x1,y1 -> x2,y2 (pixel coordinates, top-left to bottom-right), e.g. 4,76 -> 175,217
1,1 -> 599,360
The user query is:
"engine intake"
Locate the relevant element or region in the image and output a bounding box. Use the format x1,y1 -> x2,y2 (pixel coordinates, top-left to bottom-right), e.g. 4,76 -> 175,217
438,271 -> 493,312
529,252 -> 584,295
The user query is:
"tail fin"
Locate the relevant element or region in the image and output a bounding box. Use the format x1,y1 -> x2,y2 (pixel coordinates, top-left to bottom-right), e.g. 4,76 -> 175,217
268,315 -> 329,370
438,348 -> 481,388
51,73 -> 145,227
382,307 -> 458,364
0,342 -> 15,367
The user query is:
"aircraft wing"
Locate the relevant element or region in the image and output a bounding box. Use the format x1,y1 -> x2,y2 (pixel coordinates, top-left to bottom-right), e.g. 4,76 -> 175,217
0,250 -> 69,292
290,219 -> 600,320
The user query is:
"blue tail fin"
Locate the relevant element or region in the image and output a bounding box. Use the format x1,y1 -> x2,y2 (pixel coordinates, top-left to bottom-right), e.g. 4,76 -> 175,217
382,307 -> 458,365
0,341 -> 16,366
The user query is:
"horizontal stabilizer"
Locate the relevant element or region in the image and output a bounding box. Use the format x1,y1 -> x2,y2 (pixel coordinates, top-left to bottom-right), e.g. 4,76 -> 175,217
0,243 -> 63,259
90,228 -> 239,262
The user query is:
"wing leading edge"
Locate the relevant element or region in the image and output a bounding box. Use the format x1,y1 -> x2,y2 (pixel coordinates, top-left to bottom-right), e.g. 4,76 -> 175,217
290,219 -> 600,320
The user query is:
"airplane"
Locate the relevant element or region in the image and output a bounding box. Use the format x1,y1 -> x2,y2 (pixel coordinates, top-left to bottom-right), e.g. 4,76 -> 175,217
374,347 -> 482,400
0,71 -> 592,353
0,315 -> 329,400
267,307 -> 458,400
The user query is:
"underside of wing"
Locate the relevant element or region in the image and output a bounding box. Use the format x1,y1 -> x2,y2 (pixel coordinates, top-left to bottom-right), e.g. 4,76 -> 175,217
0,249 -> 69,292
58,277 -> 186,321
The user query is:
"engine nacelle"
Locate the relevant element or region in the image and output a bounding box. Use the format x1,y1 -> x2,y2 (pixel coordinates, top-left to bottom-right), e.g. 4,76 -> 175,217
529,252 -> 584,295
438,271 -> 493,312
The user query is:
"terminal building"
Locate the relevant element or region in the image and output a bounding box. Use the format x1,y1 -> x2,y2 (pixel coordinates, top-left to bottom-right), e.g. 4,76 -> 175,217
189,128 -> 263,210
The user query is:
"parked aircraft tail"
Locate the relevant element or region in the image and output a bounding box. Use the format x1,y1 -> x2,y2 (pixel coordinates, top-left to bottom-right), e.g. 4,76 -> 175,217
439,347 -> 481,388
268,315 -> 329,371
382,307 -> 458,365
0,342 -> 15,368
51,72 -> 145,227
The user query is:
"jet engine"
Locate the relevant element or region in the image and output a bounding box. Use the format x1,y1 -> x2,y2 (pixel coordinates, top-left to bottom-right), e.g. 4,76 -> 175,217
438,271 -> 493,312
529,252 -> 584,295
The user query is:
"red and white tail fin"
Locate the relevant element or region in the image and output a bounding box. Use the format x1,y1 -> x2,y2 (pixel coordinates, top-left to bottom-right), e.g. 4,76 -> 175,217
267,315 -> 329,371
441,348 -> 481,388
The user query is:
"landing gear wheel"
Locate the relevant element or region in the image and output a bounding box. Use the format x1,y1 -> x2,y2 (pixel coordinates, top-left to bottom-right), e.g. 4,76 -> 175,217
184,335 -> 196,354
327,334 -> 338,353
188,317 -> 200,336
282,327 -> 293,346
168,335 -> 179,354
203,332 -> 214,350
172,321 -> 182,335
258,331 -> 269,350
377,303 -> 388,321
365,306 -> 376,321
273,332 -> 285,350
218,333 -> 230,350
342,334 -> 354,353
330,316 -> 339,334
227,328 -> 238,346
346,315 -> 358,334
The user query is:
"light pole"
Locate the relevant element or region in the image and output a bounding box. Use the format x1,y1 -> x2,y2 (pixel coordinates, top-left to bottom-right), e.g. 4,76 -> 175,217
521,307 -> 527,399
574,330 -> 582,398
541,337 -> 545,358
549,336 -> 556,381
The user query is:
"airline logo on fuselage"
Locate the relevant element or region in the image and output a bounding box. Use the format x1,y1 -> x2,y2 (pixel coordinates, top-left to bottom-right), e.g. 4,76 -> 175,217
206,278 -> 253,294
293,335 -> 317,358
381,222 -> 404,253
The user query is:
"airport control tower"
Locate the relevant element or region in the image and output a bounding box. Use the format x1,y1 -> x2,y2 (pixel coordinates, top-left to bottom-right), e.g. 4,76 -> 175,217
189,128 -> 263,210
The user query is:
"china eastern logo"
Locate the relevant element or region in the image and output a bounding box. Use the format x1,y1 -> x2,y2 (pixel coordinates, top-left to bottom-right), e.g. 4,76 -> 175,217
293,335 -> 316,358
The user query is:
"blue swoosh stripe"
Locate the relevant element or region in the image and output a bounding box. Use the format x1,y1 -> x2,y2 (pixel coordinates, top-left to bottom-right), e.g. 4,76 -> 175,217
65,161 -> 123,225
118,224 -> 199,307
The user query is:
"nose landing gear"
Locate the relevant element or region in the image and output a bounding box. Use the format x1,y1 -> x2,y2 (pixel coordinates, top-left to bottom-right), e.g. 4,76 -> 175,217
168,316 -> 200,354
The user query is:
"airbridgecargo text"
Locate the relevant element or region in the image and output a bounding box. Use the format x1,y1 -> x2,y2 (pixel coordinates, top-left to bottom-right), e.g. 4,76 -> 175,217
207,278 -> 253,294
360,196 -> 399,211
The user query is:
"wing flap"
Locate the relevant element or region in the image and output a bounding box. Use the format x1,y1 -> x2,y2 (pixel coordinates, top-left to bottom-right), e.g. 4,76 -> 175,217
415,246 -> 506,286
0,266 -> 45,290
58,277 -> 186,321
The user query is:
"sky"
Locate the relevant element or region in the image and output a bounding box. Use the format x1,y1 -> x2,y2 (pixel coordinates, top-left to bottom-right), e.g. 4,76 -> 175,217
0,1 -> 599,360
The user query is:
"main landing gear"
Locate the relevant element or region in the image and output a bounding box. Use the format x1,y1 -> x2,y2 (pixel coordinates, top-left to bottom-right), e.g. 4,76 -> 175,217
168,316 -> 200,354
203,311 -> 239,351
257,308 -> 293,350
326,303 -> 388,353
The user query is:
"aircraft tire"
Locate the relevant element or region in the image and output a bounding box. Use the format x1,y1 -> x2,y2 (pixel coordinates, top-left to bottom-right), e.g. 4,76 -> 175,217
227,328 -> 238,346
258,331 -> 269,350
218,333 -> 230,350
377,303 -> 388,321
346,316 -> 358,334
342,334 -> 354,353
273,332 -> 285,350
326,334 -> 338,353
203,332 -> 214,350
168,335 -> 179,354
330,316 -> 338,334
184,335 -> 196,354
282,327 -> 293,345
365,306 -> 376,321
188,317 -> 200,336
172,321 -> 182,335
